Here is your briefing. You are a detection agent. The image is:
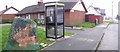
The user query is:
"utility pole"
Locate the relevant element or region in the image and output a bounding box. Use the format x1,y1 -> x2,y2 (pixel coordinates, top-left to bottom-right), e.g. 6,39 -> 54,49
112,1 -> 113,21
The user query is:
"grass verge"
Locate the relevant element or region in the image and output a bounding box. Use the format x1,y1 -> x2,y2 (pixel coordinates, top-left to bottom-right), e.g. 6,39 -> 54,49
103,20 -> 113,23
65,32 -> 74,36
74,22 -> 96,28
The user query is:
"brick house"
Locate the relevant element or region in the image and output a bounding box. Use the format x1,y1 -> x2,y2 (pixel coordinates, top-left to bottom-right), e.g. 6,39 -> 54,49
17,2 -> 45,24
17,0 -> 87,25
85,5 -> 104,24
0,6 -> 19,20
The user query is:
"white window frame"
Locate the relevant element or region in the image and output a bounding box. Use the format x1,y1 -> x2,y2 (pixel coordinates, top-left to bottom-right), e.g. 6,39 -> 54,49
41,15 -> 44,20
17,16 -> 21,18
38,14 -> 44,20
38,14 -> 41,19
26,14 -> 30,19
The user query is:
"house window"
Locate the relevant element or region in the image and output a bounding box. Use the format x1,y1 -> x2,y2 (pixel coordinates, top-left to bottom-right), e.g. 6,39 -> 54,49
17,16 -> 21,18
26,14 -> 30,19
41,15 -> 44,20
38,14 -> 45,19
38,14 -> 45,24
38,14 -> 40,19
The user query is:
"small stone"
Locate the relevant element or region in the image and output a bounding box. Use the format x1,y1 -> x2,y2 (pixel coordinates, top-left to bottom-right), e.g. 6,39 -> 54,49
40,43 -> 44,46
42,44 -> 47,47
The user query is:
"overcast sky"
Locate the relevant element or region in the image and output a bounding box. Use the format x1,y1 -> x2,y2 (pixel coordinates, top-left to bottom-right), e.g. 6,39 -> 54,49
0,0 -> 119,17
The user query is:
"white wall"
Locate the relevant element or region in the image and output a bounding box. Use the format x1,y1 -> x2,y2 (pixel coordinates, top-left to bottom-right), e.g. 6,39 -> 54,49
86,6 -> 101,15
72,0 -> 85,11
4,8 -> 18,14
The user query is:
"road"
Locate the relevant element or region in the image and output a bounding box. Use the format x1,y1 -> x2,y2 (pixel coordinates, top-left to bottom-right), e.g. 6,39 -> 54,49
45,24 -> 106,51
97,23 -> 118,52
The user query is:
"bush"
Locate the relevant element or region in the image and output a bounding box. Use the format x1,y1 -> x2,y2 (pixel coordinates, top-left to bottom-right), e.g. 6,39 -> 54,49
34,19 -> 39,23
75,22 -> 96,28
2,19 -> 13,24
34,19 -> 43,26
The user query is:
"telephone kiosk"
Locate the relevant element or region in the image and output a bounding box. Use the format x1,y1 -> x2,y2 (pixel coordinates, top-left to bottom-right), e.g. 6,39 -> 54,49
45,2 -> 65,39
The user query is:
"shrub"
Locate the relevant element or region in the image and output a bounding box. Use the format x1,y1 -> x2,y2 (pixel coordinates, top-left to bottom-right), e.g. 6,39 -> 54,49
34,19 -> 39,23
75,22 -> 96,28
2,19 -> 13,24
34,19 -> 43,26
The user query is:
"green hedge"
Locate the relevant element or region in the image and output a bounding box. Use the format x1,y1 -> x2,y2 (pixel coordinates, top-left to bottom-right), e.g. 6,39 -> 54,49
2,19 -> 13,24
75,22 -> 96,28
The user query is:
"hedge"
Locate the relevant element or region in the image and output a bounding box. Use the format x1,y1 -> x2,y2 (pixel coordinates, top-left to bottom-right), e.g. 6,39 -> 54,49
2,19 -> 13,24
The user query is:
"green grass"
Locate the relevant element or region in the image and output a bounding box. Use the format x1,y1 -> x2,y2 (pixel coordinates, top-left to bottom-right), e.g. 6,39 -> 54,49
65,32 -> 74,36
37,28 -> 54,49
74,22 -> 96,28
1,26 -> 11,48
103,20 -> 113,23
37,28 -> 54,45
37,23 -> 42,26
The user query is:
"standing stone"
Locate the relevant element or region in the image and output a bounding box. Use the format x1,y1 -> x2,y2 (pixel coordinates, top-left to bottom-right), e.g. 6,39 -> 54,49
3,18 -> 40,51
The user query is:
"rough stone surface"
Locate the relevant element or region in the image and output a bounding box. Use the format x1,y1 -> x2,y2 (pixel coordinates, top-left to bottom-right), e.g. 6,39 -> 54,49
3,18 -> 40,50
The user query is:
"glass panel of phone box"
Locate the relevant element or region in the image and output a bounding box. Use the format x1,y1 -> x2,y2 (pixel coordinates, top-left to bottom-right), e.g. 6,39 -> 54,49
46,6 -> 64,38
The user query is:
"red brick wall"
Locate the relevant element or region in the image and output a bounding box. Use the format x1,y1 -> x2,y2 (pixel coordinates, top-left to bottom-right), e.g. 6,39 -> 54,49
30,14 -> 38,20
65,10 -> 85,25
21,15 -> 26,18
95,15 -> 103,24
86,14 -> 103,24
89,14 -> 96,23
64,10 -> 70,25
1,14 -> 16,19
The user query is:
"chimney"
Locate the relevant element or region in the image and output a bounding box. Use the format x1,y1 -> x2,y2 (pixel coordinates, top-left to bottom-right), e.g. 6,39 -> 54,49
37,0 -> 43,6
6,5 -> 8,10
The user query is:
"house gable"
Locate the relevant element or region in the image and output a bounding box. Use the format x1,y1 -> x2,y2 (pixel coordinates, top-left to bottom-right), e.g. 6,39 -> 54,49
86,6 -> 101,15
72,0 -> 85,11
0,7 -> 19,15
4,8 -> 18,14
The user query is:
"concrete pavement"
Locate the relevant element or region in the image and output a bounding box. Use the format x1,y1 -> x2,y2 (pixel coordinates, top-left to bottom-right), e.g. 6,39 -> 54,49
44,23 -> 108,50
118,20 -> 120,51
98,24 -> 118,50
0,24 -> 11,26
